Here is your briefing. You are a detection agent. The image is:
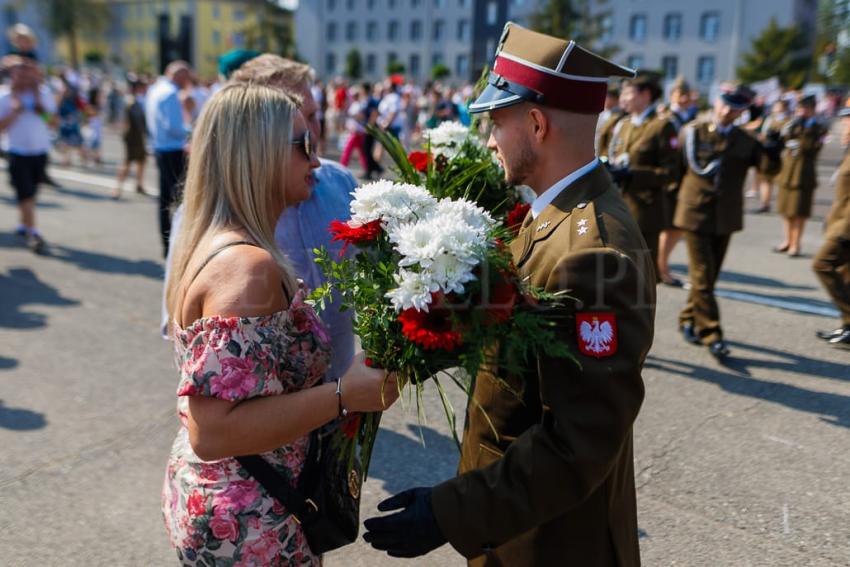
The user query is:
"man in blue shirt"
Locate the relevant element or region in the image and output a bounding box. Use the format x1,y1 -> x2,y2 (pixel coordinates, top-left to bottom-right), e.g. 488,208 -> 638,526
145,60 -> 192,258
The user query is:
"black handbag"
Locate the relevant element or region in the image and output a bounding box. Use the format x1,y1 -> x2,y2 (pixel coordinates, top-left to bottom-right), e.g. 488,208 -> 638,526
236,423 -> 362,554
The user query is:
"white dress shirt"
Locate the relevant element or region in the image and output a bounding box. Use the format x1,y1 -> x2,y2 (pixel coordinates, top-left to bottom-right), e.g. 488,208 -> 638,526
531,158 -> 600,218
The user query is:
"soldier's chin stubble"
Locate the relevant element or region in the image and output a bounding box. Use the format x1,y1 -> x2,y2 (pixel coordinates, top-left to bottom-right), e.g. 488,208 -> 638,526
504,138 -> 536,186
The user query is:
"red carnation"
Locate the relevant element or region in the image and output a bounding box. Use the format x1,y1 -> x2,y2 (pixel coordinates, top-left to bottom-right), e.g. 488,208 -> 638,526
329,219 -> 383,245
408,151 -> 432,173
506,202 -> 531,234
398,297 -> 463,351
484,274 -> 519,325
341,413 -> 362,440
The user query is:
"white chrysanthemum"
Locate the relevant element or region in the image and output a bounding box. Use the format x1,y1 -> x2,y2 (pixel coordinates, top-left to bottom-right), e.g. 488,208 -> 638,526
428,251 -> 479,294
433,198 -> 495,235
350,180 -> 437,228
424,121 -> 478,159
391,220 -> 441,267
386,270 -> 437,312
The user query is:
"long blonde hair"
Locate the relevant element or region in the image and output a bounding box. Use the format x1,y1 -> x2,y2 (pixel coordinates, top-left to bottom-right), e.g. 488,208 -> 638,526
166,83 -> 300,326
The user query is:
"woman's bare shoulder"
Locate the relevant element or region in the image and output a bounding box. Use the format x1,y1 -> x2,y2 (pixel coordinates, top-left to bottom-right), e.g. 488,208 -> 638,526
194,244 -> 287,319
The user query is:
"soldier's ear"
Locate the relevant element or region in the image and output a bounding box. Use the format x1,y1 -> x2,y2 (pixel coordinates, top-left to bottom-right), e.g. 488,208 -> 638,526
527,107 -> 549,144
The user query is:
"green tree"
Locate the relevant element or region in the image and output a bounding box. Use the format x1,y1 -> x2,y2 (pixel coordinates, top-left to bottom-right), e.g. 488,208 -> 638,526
36,0 -> 110,69
243,1 -> 297,58
813,0 -> 850,83
345,48 -> 363,79
529,0 -> 618,58
386,61 -> 406,75
736,18 -> 811,89
431,63 -> 450,81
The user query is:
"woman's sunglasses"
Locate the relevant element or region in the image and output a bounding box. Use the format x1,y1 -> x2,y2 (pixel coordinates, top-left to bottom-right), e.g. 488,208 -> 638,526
289,130 -> 315,159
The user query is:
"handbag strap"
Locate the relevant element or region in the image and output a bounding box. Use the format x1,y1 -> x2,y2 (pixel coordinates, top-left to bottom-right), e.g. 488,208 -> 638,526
236,454 -> 318,523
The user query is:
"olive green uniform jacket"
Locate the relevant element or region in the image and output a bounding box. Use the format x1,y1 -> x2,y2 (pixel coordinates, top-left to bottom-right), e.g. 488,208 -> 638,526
776,118 -> 828,218
431,165 -> 656,567
674,122 -> 765,235
600,109 -> 681,233
825,151 -> 850,241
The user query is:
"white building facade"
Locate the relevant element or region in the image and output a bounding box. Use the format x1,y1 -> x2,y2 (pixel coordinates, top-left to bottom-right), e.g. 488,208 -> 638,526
295,0 -> 509,83
509,0 -> 818,93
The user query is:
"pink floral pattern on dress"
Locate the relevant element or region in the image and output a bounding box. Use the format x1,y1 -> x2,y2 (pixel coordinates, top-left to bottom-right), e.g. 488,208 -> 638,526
162,286 -> 330,566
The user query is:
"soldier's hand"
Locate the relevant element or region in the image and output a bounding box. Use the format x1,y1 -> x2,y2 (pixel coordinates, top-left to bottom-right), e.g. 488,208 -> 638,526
363,487 -> 446,558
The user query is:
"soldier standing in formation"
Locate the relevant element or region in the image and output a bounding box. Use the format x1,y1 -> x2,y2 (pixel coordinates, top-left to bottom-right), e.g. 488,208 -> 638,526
774,94 -> 828,257
601,71 -> 680,277
753,99 -> 791,214
657,77 -> 695,287
364,23 -> 654,566
812,100 -> 850,348
674,85 -> 777,359
596,85 -> 623,153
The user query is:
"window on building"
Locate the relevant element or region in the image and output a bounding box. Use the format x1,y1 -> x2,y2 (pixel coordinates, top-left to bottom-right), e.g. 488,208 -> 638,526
457,20 -> 469,41
346,0 -> 354,9
432,52 -> 444,67
459,0 -> 467,7
700,11 -> 720,42
410,20 -> 422,41
367,0 -> 375,8
627,54 -> 644,70
233,8 -> 245,20
697,55 -> 716,83
486,38 -> 496,57
434,0 -> 444,7
367,21 -> 378,40
389,0 -> 397,8
662,55 -> 678,79
599,13 -> 614,44
410,53 -> 421,76
327,22 -> 337,41
663,13 -> 682,41
212,1 -> 220,18
328,0 -> 336,10
346,21 -> 357,41
366,53 -> 377,73
232,32 -> 245,48
433,19 -> 445,41
412,0 -> 421,7
388,20 -> 399,40
629,14 -> 647,42
387,52 -> 398,71
456,54 -> 469,77
486,1 -> 498,25
327,53 -> 337,74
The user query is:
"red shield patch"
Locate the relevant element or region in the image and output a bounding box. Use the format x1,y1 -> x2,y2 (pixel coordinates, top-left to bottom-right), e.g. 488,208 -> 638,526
576,312 -> 618,358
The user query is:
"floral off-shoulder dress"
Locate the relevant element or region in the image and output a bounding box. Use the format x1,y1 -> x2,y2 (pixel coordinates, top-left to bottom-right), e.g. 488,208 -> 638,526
162,286 -> 331,566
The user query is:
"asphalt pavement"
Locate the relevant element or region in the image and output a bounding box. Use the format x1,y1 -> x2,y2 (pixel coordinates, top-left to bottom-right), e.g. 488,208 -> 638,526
0,125 -> 848,566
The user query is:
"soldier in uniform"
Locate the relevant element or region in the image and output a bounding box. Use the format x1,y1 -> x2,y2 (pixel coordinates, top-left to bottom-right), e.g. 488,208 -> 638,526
674,84 -> 775,358
363,23 -> 655,566
774,94 -> 828,257
753,98 -> 791,213
596,85 -> 623,153
601,71 -> 680,278
657,77 -> 695,287
812,101 -> 850,348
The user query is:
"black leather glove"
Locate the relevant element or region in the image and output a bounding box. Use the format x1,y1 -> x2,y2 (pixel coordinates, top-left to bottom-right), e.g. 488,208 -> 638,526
363,487 -> 447,558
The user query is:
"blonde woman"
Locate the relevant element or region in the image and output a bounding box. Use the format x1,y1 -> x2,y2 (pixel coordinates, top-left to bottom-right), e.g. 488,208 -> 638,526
161,83 -> 399,565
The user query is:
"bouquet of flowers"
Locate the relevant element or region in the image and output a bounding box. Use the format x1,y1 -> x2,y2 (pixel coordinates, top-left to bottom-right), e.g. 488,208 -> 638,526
369,121 -> 532,228
311,180 -> 573,477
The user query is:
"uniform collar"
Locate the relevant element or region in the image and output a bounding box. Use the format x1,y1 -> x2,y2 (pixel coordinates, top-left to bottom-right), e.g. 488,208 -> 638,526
713,121 -> 734,136
512,164 -> 611,266
630,105 -> 656,126
531,158 -> 599,219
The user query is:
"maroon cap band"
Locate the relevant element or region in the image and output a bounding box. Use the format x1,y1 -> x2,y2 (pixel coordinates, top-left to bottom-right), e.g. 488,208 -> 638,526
494,55 -> 608,114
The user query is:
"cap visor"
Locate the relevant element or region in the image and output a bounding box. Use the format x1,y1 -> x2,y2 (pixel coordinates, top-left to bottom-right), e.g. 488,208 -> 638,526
468,84 -> 524,114
838,108 -> 850,118
720,94 -> 751,110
